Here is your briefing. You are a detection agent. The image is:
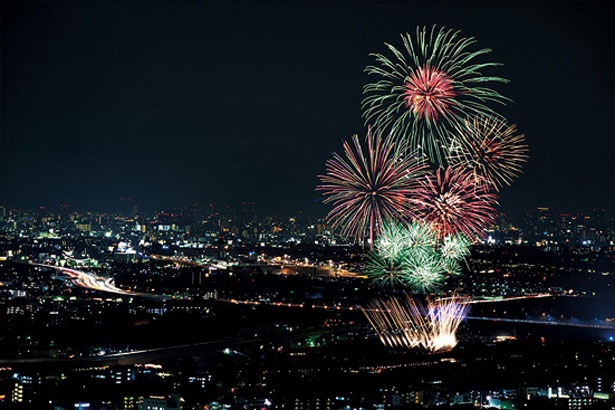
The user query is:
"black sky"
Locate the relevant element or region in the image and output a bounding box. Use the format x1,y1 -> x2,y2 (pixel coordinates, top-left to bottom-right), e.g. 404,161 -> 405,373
2,1 -> 614,217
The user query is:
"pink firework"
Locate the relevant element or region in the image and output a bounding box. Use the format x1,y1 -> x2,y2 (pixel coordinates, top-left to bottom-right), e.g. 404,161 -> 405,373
410,166 -> 498,240
317,128 -> 428,246
404,65 -> 456,122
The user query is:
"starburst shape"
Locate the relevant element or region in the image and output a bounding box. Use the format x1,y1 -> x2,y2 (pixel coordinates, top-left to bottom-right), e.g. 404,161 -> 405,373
448,116 -> 529,190
317,128 -> 428,244
362,25 -> 509,165
411,166 -> 498,240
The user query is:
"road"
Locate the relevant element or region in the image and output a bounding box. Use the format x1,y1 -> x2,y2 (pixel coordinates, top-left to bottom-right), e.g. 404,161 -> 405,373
36,263 -> 166,300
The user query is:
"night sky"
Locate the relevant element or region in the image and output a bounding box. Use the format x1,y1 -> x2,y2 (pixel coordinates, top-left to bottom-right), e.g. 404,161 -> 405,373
2,1 -> 614,218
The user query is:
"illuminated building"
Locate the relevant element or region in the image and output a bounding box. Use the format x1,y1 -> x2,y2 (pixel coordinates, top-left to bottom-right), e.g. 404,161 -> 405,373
124,396 -> 143,410
138,394 -> 181,410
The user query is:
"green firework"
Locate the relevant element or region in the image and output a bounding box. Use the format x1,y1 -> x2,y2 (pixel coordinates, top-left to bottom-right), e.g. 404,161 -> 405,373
362,25 -> 509,166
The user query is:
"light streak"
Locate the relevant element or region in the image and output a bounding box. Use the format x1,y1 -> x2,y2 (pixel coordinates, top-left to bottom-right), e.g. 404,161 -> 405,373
34,263 -> 165,300
361,295 -> 469,353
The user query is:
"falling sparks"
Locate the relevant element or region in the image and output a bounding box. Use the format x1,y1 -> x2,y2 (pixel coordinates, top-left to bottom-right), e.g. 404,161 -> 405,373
362,295 -> 469,353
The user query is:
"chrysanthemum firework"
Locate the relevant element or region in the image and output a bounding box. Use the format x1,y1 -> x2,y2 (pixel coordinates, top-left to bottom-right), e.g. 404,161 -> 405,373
404,248 -> 447,292
317,128 -> 428,245
447,116 -> 529,190
411,166 -> 498,240
440,233 -> 471,275
366,221 -> 448,292
441,233 -> 471,261
374,221 -> 436,260
365,251 -> 411,288
362,25 -> 509,165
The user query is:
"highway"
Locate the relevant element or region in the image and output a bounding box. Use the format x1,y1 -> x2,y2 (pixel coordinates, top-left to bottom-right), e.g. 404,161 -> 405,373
32,262 -> 614,332
36,263 -> 166,300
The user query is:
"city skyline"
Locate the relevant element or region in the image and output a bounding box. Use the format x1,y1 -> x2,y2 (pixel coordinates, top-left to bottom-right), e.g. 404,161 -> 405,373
2,2 -> 614,216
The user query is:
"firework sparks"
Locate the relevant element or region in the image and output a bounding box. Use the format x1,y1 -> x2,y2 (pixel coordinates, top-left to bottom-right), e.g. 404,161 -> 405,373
362,295 -> 469,353
365,251 -> 411,288
404,249 -> 447,292
366,222 -> 471,292
317,128 -> 428,245
374,221 -> 436,260
404,66 -> 456,122
448,116 -> 529,190
362,25 -> 509,165
440,233 -> 471,275
367,221 -> 446,292
440,233 -> 472,261
411,166 -> 498,240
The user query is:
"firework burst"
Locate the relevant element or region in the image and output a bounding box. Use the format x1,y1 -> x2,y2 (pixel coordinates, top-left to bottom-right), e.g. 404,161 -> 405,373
440,233 -> 471,274
374,221 -> 436,260
404,65 -> 456,122
404,248 -> 447,292
365,251 -> 411,288
411,166 -> 498,240
366,221 -> 463,292
362,25 -> 509,165
317,128 -> 428,245
362,295 -> 469,353
448,116 -> 529,190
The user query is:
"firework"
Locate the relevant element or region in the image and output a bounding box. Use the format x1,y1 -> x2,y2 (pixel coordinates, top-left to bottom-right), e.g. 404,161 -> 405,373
362,26 -> 509,165
440,233 -> 471,274
448,116 -> 529,190
404,248 -> 447,292
366,221 -> 470,291
411,166 -> 498,240
440,233 -> 471,261
365,251 -> 411,288
367,221 -> 446,292
374,221 -> 436,260
317,128 -> 428,245
362,295 -> 469,353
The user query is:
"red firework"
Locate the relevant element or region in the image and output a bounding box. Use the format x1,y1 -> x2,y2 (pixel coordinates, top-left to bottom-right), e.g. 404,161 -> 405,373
317,128 -> 428,245
410,166 -> 498,240
404,65 -> 456,122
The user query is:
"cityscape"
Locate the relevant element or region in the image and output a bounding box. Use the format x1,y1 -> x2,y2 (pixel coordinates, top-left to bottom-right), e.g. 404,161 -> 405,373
2,1 -> 615,410
0,204 -> 615,409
